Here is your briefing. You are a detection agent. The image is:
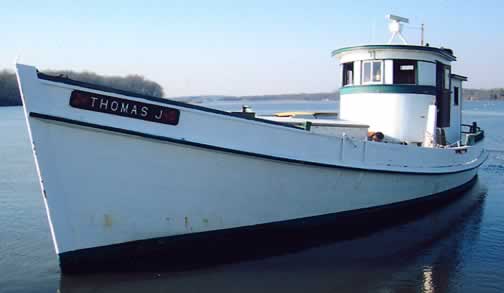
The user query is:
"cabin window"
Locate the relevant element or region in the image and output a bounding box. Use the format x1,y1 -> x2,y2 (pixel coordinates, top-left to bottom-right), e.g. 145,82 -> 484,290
454,87 -> 459,105
393,60 -> 417,84
342,62 -> 354,86
363,61 -> 382,84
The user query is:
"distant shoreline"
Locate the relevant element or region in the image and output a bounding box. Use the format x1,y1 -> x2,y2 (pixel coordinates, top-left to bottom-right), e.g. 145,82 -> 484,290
3,91 -> 503,107
2,69 -> 503,107
3,93 -> 504,108
158,90 -> 504,104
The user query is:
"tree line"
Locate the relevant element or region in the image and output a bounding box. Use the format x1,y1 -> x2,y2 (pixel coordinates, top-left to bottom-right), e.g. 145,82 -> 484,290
0,70 -> 21,106
0,69 -> 164,106
464,88 -> 504,100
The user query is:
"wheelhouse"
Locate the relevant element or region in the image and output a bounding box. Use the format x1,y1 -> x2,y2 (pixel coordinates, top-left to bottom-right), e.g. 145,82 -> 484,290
333,45 -> 467,145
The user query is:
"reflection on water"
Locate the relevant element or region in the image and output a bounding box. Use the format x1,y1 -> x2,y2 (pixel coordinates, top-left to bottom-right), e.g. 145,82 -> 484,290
422,267 -> 434,293
59,181 -> 487,293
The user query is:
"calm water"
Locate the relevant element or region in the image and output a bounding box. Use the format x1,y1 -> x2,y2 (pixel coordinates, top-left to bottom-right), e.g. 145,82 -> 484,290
1,100 -> 503,293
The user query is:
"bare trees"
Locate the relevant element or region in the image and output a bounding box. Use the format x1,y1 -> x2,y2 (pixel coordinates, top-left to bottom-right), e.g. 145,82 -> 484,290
0,69 -> 164,106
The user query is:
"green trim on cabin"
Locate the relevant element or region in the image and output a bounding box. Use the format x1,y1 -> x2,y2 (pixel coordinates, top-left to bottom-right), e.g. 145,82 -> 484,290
332,45 -> 456,61
340,85 -> 437,95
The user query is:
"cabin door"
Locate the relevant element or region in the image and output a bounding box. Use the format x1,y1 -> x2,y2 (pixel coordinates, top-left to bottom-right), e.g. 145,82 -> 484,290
436,61 -> 451,127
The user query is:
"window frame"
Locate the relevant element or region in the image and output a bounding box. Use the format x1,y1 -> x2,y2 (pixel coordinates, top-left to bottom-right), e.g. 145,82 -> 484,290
393,59 -> 417,85
342,62 -> 354,87
444,67 -> 451,90
454,86 -> 459,106
362,60 -> 384,85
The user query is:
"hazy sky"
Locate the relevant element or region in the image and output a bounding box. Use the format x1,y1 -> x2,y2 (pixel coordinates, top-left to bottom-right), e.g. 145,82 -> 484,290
2,0 -> 502,97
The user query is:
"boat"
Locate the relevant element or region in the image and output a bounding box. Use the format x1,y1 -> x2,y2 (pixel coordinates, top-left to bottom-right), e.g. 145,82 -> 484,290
16,15 -> 487,273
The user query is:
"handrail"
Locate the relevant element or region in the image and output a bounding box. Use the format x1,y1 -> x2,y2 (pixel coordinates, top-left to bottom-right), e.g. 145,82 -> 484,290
461,122 -> 481,134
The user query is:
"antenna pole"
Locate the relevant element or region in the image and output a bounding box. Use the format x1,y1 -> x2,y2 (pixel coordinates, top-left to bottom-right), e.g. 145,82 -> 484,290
421,23 -> 424,46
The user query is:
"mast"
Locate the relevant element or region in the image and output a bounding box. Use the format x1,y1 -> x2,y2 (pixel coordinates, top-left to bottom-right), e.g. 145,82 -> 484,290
421,23 -> 425,46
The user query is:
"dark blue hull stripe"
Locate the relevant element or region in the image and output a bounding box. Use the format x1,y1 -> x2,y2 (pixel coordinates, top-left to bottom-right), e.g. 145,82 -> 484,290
29,112 -> 483,175
58,175 -> 478,274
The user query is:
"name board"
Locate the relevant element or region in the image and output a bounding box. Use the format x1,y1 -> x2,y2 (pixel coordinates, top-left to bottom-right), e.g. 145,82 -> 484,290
69,90 -> 179,125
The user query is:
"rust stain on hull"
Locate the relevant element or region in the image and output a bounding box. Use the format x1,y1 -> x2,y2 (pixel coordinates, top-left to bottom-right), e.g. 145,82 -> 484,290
103,214 -> 113,228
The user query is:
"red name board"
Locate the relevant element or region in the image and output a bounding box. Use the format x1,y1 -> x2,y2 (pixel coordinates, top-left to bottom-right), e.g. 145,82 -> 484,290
69,90 -> 179,125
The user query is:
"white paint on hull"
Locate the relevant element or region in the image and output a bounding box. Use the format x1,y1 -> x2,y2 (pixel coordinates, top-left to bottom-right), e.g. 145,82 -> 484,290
16,63 -> 486,255
30,118 -> 477,253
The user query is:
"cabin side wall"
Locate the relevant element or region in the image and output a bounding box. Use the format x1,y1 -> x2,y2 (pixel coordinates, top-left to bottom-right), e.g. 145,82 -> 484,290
340,93 -> 434,143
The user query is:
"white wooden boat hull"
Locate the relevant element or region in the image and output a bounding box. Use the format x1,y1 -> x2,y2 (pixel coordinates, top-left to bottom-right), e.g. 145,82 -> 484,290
15,64 -> 486,273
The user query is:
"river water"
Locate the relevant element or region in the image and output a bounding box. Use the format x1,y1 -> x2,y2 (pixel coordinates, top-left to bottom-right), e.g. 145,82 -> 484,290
0,100 -> 503,292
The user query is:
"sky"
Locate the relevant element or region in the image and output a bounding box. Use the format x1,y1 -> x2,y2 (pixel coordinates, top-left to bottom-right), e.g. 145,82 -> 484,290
1,0 -> 503,97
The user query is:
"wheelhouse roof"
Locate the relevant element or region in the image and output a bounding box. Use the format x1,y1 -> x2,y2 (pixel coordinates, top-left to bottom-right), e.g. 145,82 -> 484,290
332,44 -> 457,61
451,74 -> 468,81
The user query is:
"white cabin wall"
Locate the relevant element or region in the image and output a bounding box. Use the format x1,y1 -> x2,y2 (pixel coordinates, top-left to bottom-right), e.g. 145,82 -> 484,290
418,62 -> 436,86
384,60 -> 393,84
340,93 -> 434,143
353,60 -> 361,85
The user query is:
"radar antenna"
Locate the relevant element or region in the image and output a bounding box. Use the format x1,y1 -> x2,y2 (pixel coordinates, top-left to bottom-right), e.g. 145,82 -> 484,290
386,14 -> 409,45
